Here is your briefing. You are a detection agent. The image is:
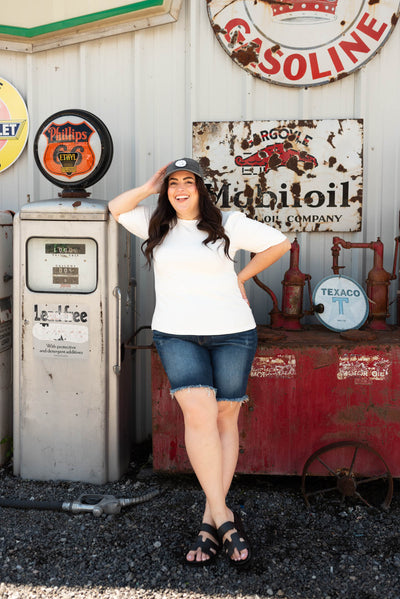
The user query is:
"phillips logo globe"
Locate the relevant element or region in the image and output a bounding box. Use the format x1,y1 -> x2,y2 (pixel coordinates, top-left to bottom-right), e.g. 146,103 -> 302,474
34,109 -> 113,191
42,121 -> 95,178
207,0 -> 400,87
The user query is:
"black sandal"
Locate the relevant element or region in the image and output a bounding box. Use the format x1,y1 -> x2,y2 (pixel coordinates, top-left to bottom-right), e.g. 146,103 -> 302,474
185,523 -> 219,567
217,512 -> 252,569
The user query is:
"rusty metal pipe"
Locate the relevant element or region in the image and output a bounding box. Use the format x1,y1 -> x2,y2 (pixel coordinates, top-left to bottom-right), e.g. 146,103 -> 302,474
252,273 -> 282,325
253,239 -> 311,329
331,236 -> 397,330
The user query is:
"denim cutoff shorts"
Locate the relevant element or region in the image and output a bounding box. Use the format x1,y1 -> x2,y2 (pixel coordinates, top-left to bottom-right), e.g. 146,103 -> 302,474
152,328 -> 258,402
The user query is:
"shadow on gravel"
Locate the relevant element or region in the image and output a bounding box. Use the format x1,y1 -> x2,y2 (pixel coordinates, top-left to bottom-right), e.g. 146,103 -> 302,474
1,442 -> 400,599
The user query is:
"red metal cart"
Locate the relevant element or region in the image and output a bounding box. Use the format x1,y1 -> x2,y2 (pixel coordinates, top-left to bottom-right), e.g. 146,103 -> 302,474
150,235 -> 400,509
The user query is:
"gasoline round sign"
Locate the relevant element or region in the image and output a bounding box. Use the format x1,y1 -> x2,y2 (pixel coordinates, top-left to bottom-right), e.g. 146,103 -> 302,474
0,77 -> 29,173
207,0 -> 400,87
313,275 -> 369,332
33,109 -> 113,190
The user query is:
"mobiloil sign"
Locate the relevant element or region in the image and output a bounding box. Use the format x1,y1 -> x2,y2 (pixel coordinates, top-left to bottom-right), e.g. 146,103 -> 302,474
193,119 -> 363,233
13,109 -> 134,483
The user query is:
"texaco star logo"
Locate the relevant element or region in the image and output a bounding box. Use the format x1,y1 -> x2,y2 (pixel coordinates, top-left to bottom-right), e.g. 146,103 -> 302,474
207,0 -> 400,87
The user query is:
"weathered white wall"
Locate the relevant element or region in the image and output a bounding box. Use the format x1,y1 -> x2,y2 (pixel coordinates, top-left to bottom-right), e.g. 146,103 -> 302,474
1,0 -> 400,440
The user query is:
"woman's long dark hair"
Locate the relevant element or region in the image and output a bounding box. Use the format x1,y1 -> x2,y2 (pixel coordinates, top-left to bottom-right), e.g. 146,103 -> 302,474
142,175 -> 231,266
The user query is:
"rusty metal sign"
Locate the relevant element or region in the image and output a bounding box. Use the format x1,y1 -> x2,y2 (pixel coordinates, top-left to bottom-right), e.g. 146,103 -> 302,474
192,119 -> 363,233
207,0 -> 400,87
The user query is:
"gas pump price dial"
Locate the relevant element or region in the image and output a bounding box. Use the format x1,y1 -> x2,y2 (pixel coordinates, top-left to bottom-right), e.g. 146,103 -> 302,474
45,242 -> 86,255
27,237 -> 97,293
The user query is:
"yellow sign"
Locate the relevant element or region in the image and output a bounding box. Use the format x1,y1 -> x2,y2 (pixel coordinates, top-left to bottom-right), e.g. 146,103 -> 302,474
0,77 -> 29,173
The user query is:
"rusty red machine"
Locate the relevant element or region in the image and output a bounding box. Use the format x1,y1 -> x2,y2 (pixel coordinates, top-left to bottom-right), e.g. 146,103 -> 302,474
150,233 -> 400,509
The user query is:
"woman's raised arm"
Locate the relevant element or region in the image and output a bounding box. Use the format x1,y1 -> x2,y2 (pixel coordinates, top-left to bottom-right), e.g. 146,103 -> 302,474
108,164 -> 167,221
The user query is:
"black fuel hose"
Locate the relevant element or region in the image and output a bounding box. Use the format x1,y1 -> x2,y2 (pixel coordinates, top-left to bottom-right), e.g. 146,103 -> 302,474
0,488 -> 162,514
0,498 -> 64,511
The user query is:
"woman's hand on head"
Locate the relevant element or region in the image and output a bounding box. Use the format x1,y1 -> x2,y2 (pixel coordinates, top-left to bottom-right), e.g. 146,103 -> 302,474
108,164 -> 168,220
146,165 -> 168,195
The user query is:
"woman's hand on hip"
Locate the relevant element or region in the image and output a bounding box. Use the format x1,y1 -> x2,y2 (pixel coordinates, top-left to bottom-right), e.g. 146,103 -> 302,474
237,277 -> 250,305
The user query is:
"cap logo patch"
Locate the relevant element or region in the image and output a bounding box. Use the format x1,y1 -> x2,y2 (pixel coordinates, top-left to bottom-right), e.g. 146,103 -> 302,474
175,159 -> 187,167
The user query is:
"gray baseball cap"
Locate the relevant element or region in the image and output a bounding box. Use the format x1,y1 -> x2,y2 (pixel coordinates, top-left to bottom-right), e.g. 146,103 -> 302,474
164,157 -> 204,180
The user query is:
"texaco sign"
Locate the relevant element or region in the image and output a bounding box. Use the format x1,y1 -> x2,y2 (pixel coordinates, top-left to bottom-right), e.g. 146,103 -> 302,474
207,0 -> 400,87
192,119 -> 363,233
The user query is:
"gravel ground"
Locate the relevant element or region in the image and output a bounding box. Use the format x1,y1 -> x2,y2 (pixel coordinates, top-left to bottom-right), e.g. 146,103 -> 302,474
1,443 -> 400,599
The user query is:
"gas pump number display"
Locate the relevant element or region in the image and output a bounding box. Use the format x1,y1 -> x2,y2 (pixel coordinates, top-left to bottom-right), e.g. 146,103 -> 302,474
27,237 -> 97,293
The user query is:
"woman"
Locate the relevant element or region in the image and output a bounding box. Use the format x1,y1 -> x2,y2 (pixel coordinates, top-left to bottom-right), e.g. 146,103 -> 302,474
108,158 -> 290,568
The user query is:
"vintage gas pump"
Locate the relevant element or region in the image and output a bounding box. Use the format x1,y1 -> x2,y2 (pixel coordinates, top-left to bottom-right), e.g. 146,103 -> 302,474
253,238 -> 313,329
331,236 -> 400,330
13,110 -> 134,483
0,211 -> 13,465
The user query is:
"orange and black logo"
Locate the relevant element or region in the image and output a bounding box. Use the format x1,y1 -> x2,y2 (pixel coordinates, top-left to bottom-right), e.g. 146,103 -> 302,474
42,121 -> 95,178
34,109 -> 113,190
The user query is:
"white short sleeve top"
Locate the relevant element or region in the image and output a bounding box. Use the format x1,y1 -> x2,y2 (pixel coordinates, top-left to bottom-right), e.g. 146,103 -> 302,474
119,206 -> 288,334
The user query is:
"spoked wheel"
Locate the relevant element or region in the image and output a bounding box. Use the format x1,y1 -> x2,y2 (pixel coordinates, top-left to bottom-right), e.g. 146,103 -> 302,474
301,440 -> 393,510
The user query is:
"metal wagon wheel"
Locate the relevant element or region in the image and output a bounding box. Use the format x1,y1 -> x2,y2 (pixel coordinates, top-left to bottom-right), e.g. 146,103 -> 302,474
301,440 -> 393,510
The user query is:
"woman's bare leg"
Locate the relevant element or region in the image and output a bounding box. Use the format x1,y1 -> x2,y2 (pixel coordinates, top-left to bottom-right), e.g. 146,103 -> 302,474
201,401 -> 246,561
203,399 -> 241,513
175,389 -> 247,563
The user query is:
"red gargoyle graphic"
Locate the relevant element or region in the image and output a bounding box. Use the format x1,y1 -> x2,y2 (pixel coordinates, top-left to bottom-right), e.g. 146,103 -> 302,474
235,142 -> 318,174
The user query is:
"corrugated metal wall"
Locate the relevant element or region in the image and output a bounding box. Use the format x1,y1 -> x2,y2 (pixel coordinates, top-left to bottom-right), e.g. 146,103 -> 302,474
1,0 -> 400,440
